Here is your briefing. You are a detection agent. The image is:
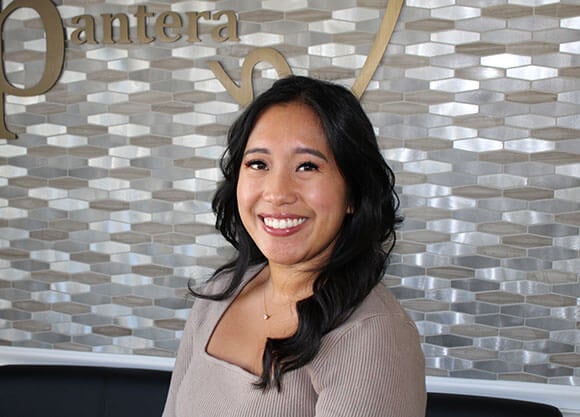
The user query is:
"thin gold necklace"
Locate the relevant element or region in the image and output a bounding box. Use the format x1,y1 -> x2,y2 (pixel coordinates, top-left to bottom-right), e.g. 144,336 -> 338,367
262,281 -> 294,321
263,282 -> 271,320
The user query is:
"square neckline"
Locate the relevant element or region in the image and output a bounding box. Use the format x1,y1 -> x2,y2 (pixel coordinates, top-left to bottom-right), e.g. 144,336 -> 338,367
202,263 -> 267,378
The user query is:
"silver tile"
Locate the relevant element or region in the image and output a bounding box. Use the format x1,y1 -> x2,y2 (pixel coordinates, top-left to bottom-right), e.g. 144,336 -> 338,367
502,211 -> 555,225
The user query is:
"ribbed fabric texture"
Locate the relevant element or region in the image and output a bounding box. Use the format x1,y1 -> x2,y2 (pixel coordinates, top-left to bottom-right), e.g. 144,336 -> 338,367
162,265 -> 426,417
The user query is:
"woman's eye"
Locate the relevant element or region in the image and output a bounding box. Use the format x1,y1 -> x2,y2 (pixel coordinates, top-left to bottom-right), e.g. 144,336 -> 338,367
297,161 -> 319,172
245,160 -> 267,170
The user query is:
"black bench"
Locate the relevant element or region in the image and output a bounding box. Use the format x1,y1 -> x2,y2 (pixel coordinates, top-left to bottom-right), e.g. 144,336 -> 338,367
0,365 -> 563,417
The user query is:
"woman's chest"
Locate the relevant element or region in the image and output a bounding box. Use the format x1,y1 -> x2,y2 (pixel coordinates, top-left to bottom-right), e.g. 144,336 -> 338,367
204,281 -> 298,377
175,346 -> 317,417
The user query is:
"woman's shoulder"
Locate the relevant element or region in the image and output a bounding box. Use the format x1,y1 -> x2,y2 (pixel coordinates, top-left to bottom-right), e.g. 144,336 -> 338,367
360,282 -> 410,319
306,283 -> 426,417
348,282 -> 412,323
321,282 -> 418,349
306,282 -> 424,395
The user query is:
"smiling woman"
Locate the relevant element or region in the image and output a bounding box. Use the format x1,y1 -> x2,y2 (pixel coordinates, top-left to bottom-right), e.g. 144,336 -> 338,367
237,102 -> 350,271
162,76 -> 426,417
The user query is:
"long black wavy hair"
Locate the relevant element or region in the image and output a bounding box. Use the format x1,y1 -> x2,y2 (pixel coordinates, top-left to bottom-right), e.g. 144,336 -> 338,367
192,75 -> 401,390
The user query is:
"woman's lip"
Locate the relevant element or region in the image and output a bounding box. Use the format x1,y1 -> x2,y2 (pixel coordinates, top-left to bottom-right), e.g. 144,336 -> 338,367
259,213 -> 305,219
259,215 -> 308,235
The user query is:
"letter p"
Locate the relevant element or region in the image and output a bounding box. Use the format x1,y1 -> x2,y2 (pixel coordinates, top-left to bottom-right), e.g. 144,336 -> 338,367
0,0 -> 64,139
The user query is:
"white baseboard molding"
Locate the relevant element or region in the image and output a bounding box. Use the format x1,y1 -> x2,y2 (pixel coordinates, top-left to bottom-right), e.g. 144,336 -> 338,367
427,376 -> 580,417
1,346 -> 579,416
0,345 -> 174,371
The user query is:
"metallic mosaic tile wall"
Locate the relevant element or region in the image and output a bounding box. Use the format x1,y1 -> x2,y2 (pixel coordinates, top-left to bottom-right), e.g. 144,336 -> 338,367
0,0 -> 579,385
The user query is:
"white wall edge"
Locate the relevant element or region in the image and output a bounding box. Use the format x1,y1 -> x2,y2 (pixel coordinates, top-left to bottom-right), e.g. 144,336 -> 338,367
427,375 -> 580,416
0,345 -> 174,371
1,346 -> 579,415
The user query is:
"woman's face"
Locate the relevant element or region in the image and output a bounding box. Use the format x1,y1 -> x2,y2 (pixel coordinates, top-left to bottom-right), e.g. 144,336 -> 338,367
236,102 -> 350,270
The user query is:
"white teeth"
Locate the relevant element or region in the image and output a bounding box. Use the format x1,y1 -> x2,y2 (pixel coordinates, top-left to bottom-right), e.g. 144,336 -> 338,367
264,217 -> 306,229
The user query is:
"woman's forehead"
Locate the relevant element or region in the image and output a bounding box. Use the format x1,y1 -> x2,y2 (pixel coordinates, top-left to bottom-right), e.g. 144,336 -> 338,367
246,102 -> 330,152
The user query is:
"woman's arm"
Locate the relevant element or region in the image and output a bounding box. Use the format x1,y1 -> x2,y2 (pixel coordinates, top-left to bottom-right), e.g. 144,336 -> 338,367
309,314 -> 426,417
161,306 -> 199,417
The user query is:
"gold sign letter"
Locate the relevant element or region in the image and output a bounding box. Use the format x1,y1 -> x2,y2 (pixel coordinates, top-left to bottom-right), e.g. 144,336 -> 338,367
351,0 -> 404,99
212,10 -> 239,42
70,15 -> 98,45
208,48 -> 292,107
213,0 -> 403,106
0,0 -> 65,139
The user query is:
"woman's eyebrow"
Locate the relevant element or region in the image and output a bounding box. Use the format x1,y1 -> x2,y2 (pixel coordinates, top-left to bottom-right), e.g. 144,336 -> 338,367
243,147 -> 270,156
243,147 -> 328,162
295,147 -> 328,162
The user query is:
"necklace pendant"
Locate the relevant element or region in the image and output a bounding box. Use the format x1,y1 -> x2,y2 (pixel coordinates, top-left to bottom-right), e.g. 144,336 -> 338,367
263,313 -> 270,320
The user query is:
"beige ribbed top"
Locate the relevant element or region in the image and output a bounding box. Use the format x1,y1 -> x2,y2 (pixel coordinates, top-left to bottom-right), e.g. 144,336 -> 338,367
162,265 -> 426,417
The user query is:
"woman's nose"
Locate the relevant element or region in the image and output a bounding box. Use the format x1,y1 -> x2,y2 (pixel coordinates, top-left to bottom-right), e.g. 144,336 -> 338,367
263,169 -> 296,206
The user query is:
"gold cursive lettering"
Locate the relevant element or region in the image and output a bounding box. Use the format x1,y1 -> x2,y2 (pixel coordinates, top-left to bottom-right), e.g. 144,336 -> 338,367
351,0 -> 404,99
208,48 -> 292,107
210,0 -> 404,105
1,1 -> 404,138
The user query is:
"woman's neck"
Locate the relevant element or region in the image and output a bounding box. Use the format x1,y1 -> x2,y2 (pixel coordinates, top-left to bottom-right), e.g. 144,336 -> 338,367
265,263 -> 317,303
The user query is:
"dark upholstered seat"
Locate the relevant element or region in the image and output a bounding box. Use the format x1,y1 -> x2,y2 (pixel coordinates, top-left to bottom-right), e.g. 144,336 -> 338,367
0,365 -> 564,417
0,365 -> 171,417
426,392 -> 563,417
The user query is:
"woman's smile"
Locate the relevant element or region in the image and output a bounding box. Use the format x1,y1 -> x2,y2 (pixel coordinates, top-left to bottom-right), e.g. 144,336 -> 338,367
261,215 -> 307,232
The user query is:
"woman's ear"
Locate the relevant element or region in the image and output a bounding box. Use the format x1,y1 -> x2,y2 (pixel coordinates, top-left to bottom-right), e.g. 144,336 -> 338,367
346,203 -> 354,214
